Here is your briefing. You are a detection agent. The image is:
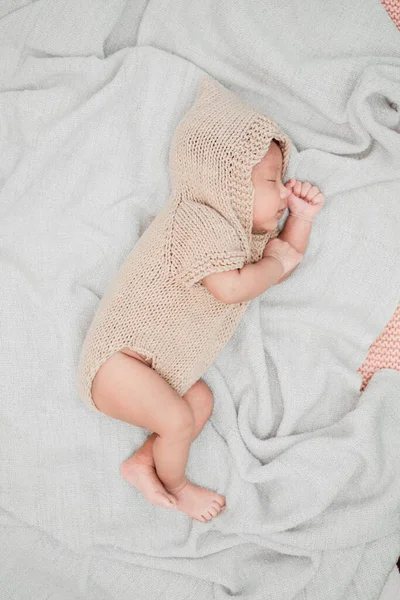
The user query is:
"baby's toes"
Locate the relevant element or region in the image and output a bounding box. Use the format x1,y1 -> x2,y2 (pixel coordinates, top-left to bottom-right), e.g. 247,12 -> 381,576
213,493 -> 226,507
207,506 -> 220,518
198,514 -> 207,523
212,499 -> 225,511
210,502 -> 225,517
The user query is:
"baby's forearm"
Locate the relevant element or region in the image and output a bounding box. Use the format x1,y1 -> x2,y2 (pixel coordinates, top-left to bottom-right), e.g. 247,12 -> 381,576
274,214 -> 312,283
232,257 -> 284,302
278,214 -> 312,255
201,256 -> 283,304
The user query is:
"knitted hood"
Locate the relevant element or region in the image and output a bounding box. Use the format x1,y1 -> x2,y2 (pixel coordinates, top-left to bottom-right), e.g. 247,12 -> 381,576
168,76 -> 292,257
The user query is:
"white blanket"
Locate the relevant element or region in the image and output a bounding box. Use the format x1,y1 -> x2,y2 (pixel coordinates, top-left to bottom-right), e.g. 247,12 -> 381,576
1,1 -> 400,599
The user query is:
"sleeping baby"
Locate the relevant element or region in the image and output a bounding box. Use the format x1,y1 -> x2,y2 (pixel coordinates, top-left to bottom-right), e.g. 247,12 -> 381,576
76,77 -> 324,523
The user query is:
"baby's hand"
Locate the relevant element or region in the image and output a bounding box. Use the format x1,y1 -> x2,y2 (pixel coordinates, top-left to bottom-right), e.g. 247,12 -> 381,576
262,238 -> 303,275
285,178 -> 325,220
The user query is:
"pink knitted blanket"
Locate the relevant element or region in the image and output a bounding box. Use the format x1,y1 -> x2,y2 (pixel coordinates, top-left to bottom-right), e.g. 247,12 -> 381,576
358,304 -> 400,391
359,3 -> 400,394
360,7 -> 400,575
380,0 -> 400,30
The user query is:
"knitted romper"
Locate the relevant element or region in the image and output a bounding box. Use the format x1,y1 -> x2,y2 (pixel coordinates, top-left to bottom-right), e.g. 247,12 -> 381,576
76,76 -> 291,412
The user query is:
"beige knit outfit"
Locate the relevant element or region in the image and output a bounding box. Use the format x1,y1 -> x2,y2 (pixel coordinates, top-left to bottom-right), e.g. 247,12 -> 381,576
76,76 -> 291,412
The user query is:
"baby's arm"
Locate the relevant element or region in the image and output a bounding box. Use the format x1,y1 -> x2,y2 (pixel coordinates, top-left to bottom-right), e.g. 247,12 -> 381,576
202,237 -> 303,304
276,178 -> 325,283
201,257 -> 285,304
275,215 -> 312,283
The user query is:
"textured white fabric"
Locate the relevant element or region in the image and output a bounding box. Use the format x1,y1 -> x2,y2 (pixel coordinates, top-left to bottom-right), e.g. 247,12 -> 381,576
0,0 -> 399,599
379,567 -> 400,600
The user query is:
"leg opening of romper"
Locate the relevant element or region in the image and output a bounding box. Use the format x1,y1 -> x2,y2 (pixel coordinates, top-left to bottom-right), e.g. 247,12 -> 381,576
83,344 -> 156,414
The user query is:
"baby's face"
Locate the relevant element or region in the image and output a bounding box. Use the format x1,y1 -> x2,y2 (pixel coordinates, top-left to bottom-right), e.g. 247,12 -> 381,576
251,140 -> 290,233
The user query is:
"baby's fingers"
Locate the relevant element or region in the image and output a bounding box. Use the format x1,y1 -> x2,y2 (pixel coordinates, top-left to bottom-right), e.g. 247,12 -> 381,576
285,178 -> 296,188
305,185 -> 321,201
311,192 -> 325,205
299,181 -> 312,198
293,180 -> 302,196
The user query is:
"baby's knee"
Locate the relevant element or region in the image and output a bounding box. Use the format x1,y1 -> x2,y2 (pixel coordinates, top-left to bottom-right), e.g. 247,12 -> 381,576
184,380 -> 214,419
164,401 -> 195,439
199,382 -> 214,420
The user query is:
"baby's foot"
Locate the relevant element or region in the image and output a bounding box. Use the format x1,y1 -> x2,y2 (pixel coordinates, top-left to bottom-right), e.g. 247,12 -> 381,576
120,454 -> 177,509
168,480 -> 226,522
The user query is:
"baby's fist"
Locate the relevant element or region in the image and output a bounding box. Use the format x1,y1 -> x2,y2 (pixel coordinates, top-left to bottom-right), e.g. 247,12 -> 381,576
285,178 -> 325,220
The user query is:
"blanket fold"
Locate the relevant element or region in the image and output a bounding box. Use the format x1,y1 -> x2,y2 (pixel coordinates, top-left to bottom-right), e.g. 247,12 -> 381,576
0,0 -> 399,598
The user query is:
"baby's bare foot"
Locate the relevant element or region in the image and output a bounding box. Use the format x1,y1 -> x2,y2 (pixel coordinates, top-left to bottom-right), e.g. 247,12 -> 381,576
120,454 -> 177,509
168,480 -> 226,522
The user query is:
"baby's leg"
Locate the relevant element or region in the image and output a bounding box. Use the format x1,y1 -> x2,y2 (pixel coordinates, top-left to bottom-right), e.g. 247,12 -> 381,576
121,380 -> 214,500
91,352 -> 225,522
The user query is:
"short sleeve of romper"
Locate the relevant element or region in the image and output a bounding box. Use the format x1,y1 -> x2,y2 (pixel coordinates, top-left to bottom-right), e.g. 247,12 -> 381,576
167,199 -> 247,288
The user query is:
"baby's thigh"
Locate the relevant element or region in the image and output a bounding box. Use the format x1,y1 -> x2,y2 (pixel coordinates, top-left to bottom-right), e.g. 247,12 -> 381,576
119,347 -> 153,367
91,351 -> 150,414
91,351 -> 193,435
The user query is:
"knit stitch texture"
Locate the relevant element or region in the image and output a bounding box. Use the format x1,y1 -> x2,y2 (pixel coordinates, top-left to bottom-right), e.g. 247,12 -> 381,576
359,3 -> 400,401
381,0 -> 400,30
77,76 -> 292,411
358,304 -> 400,391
